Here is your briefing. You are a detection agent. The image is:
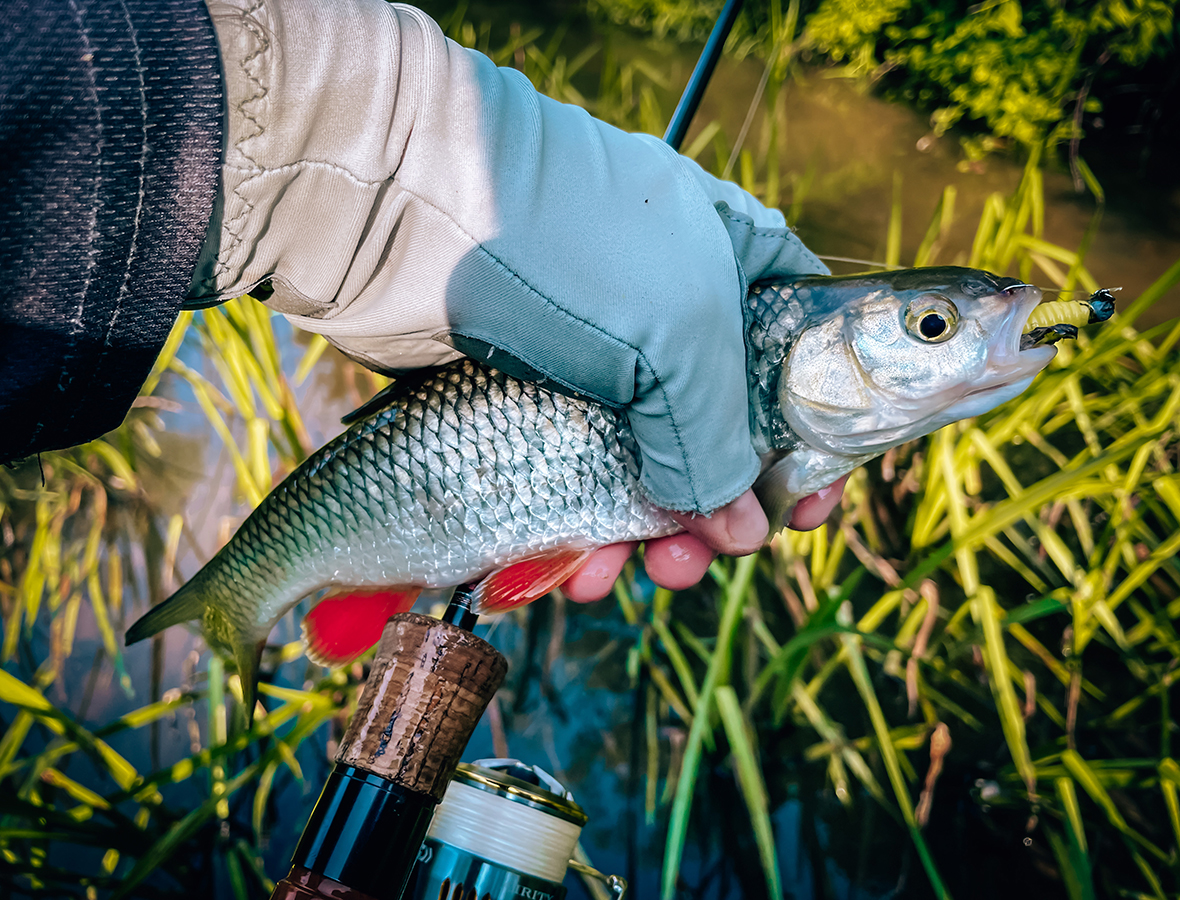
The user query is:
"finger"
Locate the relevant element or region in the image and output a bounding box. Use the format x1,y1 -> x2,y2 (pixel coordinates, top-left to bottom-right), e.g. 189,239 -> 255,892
642,532 -> 716,591
787,475 -> 848,531
561,542 -> 638,603
669,489 -> 768,556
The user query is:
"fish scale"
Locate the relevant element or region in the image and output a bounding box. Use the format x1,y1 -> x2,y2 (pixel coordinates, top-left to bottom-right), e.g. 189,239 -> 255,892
127,267 -> 1087,711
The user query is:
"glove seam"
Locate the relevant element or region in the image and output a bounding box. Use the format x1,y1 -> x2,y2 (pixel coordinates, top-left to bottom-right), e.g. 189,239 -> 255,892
222,159 -> 391,186
214,0 -> 270,282
714,203 -> 828,275
714,202 -> 795,238
649,456 -> 760,514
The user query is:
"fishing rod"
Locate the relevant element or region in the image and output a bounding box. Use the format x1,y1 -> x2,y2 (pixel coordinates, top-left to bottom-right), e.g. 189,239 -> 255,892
269,7 -> 747,899
664,0 -> 745,152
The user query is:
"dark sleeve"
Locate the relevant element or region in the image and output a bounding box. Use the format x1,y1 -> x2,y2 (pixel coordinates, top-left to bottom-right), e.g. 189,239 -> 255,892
0,0 -> 224,463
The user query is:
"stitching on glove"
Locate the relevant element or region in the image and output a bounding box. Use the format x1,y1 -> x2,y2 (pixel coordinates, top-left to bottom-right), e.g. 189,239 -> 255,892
221,159 -> 391,187
714,203 -> 794,237
714,203 -> 827,274
216,0 -> 270,279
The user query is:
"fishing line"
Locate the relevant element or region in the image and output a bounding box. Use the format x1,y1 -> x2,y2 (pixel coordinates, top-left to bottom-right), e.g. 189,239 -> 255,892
720,7 -> 802,183
817,254 -> 898,270
426,781 -> 582,881
722,51 -> 775,181
1037,286 -> 1123,295
420,761 -> 588,887
811,260 -> 1123,307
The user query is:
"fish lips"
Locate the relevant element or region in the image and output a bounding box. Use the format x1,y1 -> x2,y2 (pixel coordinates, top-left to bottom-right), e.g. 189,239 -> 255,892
975,283 -> 1057,385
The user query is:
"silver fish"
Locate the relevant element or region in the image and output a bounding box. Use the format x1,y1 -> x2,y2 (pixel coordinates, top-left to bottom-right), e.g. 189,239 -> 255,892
125,267 -> 1064,706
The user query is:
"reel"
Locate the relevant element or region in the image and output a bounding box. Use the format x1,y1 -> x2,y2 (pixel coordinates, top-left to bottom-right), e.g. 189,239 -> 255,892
406,759 -> 626,900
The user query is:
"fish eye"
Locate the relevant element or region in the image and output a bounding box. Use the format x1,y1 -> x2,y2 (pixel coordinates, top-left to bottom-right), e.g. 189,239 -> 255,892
904,296 -> 959,343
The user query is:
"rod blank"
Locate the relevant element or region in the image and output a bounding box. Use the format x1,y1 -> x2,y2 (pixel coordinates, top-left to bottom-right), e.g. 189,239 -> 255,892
662,0 -> 745,151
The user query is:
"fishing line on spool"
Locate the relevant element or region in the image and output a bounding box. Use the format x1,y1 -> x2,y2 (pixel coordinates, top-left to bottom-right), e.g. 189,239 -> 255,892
407,760 -> 626,900
427,782 -> 581,882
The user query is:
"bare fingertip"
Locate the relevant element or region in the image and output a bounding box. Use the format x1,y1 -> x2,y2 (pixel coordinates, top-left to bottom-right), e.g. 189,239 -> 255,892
725,491 -> 769,549
561,543 -> 636,603
644,534 -> 715,591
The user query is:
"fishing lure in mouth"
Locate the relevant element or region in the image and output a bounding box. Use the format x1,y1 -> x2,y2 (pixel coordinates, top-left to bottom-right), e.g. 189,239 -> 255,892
1021,289 -> 1117,348
124,267 -> 1112,714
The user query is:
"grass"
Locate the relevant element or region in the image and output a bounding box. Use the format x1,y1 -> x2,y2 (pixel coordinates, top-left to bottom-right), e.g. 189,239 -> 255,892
2,4 -> 1179,898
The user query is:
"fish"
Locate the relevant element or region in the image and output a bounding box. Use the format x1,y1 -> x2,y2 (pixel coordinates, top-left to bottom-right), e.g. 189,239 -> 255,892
124,266 -> 1106,711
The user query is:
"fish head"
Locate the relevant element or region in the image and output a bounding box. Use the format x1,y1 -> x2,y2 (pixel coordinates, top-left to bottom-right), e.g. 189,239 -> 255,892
780,267 -> 1052,457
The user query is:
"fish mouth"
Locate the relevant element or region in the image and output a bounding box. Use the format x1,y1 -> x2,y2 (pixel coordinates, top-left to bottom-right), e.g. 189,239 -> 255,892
983,283 -> 1057,384
971,284 -> 1118,399
1020,323 -> 1078,349
931,284 -> 1054,419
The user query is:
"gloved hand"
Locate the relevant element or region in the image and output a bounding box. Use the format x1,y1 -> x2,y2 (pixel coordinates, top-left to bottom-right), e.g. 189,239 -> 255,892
193,0 -> 829,524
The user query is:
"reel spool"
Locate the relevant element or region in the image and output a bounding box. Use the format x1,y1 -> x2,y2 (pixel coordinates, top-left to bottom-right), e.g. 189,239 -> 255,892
407,759 -> 625,900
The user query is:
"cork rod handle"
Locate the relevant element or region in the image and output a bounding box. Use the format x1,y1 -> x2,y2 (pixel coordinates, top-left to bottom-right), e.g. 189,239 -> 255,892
272,610 -> 508,900
336,611 -> 508,800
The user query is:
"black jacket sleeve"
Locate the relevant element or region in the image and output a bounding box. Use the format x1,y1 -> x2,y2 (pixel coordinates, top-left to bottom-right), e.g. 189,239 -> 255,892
0,0 -> 224,463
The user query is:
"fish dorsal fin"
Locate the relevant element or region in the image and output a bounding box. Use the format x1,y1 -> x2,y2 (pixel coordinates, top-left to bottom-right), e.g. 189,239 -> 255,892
341,382 -> 403,426
340,368 -> 450,426
472,549 -> 594,614
301,587 -> 422,667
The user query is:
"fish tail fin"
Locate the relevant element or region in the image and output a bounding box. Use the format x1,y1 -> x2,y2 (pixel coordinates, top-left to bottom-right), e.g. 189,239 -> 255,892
126,576 -> 265,726
124,578 -> 208,646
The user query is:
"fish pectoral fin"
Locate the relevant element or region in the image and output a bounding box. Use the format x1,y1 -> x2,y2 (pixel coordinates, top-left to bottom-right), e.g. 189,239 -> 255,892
301,587 -> 422,668
755,450 -> 859,531
472,549 -> 595,615
754,458 -> 803,532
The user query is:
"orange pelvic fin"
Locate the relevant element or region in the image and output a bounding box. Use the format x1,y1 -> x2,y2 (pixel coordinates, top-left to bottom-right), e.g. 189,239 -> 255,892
302,586 -> 421,667
472,549 -> 593,614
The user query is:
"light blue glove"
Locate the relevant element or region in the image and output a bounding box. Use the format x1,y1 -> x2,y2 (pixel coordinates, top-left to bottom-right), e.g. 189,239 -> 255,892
191,0 -> 828,514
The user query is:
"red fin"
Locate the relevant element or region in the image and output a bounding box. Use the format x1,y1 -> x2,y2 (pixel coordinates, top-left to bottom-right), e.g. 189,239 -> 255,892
302,587 -> 421,667
473,549 -> 594,614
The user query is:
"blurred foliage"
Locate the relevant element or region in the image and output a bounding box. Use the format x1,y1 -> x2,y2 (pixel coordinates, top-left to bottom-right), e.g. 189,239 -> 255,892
811,0 -> 1176,159
591,0 -> 1177,161
2,4 -> 1180,900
